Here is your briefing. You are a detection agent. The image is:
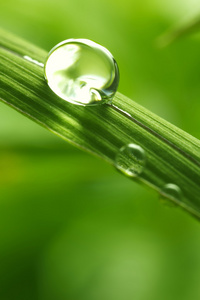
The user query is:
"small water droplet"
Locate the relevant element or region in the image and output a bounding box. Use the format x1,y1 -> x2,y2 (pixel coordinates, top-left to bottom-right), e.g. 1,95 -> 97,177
44,39 -> 119,106
115,143 -> 146,177
160,183 -> 182,206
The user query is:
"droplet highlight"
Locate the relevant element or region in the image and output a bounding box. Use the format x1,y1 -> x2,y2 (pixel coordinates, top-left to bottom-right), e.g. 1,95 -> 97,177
160,183 -> 182,206
44,39 -> 119,106
115,143 -> 146,177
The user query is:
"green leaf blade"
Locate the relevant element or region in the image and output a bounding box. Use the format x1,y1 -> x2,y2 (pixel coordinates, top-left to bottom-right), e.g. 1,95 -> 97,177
0,28 -> 200,218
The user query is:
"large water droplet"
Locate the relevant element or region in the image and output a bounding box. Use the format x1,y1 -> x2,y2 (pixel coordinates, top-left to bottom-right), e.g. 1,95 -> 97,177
44,39 -> 119,106
115,143 -> 146,177
160,183 -> 182,206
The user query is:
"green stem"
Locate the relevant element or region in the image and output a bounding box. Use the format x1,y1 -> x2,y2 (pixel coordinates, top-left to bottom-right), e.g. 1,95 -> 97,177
0,28 -> 200,218
157,16 -> 200,47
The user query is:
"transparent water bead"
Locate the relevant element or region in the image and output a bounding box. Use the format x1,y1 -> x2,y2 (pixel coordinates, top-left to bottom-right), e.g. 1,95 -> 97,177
44,39 -> 119,106
160,183 -> 182,206
115,143 -> 146,177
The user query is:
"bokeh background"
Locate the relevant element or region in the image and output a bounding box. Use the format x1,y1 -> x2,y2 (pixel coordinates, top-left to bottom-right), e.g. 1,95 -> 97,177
1,0 -> 200,299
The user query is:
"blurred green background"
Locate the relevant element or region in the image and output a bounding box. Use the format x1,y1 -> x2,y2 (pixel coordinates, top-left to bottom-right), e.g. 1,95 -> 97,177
1,0 -> 200,299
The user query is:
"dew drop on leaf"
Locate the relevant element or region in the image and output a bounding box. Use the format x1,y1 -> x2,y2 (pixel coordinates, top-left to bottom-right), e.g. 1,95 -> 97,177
44,39 -> 119,106
115,143 -> 146,177
160,183 -> 182,206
